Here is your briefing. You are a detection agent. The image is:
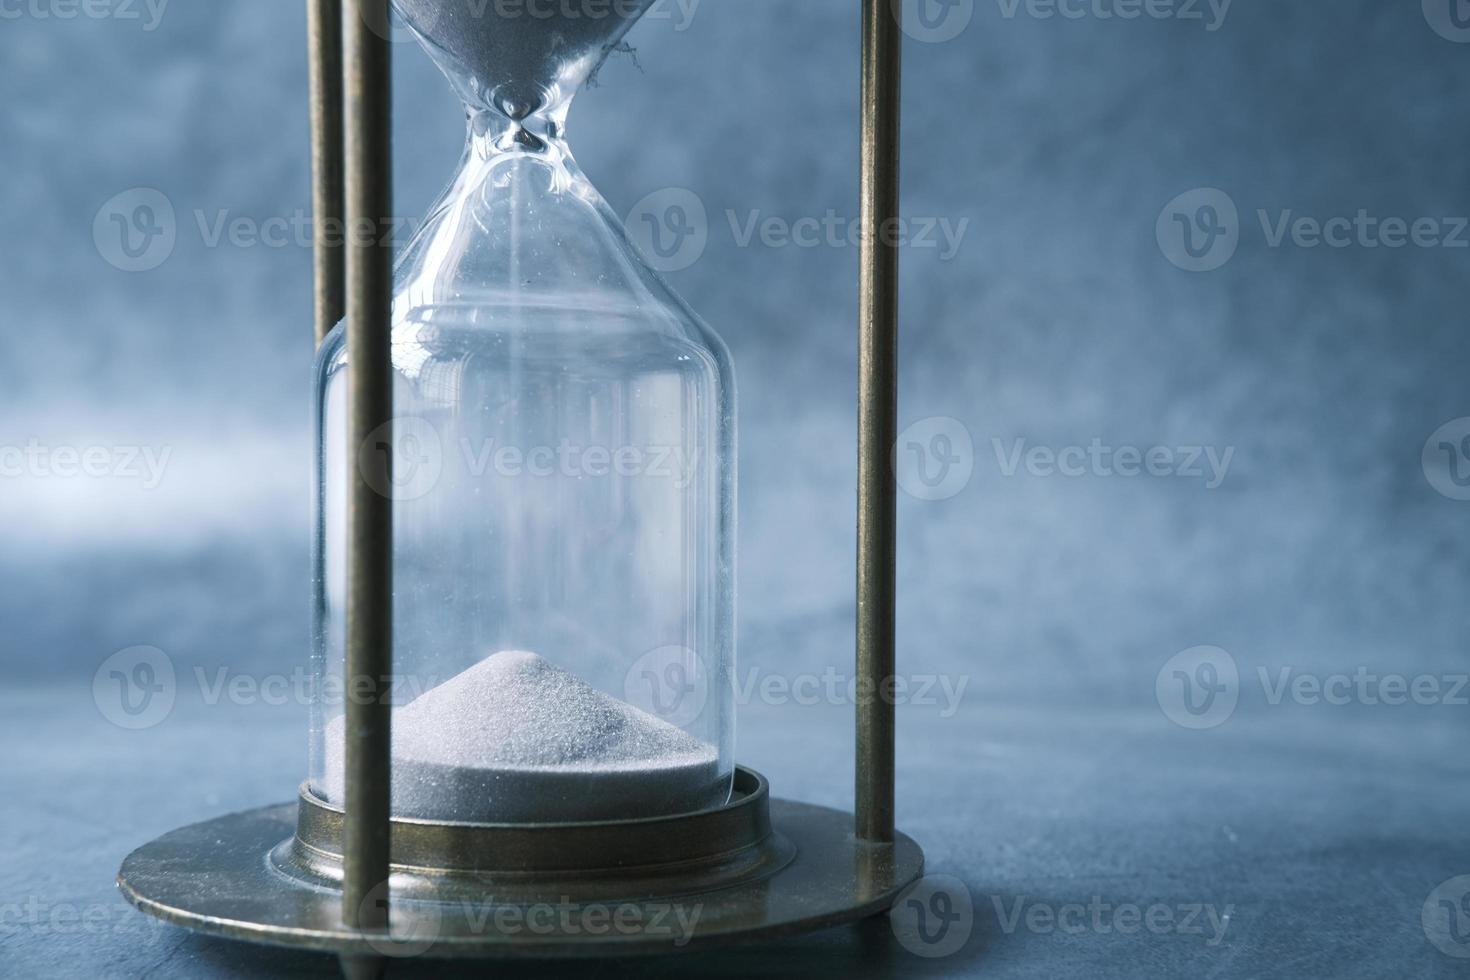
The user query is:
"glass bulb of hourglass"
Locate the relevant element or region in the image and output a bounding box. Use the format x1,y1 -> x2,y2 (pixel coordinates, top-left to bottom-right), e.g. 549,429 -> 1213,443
310,0 -> 736,823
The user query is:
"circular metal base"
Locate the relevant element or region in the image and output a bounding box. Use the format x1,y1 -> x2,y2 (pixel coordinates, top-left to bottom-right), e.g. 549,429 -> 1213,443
277,767 -> 799,906
117,783 -> 923,958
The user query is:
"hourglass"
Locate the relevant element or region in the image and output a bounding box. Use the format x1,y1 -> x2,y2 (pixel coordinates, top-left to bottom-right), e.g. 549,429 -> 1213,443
118,0 -> 920,965
315,0 -> 739,827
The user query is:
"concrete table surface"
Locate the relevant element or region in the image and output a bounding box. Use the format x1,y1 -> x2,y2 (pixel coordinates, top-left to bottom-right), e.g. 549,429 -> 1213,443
4,683 -> 1467,978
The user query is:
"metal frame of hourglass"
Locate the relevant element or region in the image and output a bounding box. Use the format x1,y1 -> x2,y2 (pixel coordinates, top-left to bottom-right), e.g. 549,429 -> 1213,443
116,0 -> 921,963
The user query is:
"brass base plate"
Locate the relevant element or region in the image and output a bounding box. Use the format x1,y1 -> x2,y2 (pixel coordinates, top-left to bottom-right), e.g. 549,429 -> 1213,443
117,798 -> 924,958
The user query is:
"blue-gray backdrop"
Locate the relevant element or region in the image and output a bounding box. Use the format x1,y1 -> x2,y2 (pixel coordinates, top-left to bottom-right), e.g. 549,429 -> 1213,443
3,2 -> 1468,732
7,3 -> 1470,978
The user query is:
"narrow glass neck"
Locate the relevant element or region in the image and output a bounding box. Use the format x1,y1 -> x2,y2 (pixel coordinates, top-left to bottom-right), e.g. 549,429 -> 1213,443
460,103 -> 591,201
470,105 -> 570,160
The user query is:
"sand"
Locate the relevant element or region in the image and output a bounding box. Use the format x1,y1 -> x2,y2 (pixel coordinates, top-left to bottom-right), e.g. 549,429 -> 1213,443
321,650 -> 722,822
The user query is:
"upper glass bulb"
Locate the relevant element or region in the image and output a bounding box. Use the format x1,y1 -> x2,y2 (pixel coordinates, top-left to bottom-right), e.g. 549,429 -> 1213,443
310,0 -> 736,823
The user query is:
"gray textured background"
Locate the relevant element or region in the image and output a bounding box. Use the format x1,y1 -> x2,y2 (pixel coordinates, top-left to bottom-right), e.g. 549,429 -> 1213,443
4,1 -> 1470,977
